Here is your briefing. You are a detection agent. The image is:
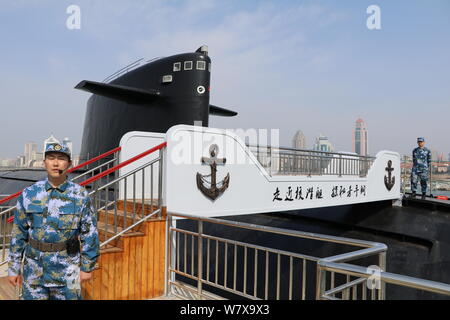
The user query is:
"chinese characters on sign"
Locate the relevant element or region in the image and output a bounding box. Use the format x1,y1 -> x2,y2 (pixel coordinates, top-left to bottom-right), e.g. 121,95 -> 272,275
273,185 -> 367,202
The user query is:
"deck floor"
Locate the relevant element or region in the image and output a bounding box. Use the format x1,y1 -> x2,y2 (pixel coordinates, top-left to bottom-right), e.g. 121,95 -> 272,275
0,277 -> 17,300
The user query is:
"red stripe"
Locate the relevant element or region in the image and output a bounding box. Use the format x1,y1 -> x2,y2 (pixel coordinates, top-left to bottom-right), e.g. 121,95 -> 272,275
80,142 -> 166,187
68,146 -> 122,173
0,191 -> 22,205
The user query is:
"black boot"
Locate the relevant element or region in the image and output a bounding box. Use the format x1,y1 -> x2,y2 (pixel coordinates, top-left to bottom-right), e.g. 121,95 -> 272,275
411,192 -> 416,198
421,193 -> 426,200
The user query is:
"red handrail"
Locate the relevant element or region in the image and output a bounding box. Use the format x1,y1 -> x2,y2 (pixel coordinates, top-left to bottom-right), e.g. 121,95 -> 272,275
0,191 -> 23,207
80,141 -> 166,187
5,142 -> 166,223
68,146 -> 121,173
1,146 -> 122,207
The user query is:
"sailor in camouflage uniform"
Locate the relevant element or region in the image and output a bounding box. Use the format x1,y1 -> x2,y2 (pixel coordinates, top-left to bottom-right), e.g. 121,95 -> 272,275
411,137 -> 432,199
7,143 -> 99,300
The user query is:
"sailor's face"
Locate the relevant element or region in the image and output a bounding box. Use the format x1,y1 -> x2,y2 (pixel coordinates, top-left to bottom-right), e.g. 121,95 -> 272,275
418,141 -> 425,148
44,152 -> 71,179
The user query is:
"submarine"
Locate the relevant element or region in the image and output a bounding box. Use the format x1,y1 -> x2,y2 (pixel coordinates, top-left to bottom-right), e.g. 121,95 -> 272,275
1,46 -> 450,300
75,45 -> 237,161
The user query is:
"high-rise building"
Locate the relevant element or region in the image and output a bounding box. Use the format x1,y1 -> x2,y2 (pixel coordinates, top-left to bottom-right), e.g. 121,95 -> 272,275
353,118 -> 369,156
24,141 -> 37,167
292,130 -> 306,150
314,134 -> 334,152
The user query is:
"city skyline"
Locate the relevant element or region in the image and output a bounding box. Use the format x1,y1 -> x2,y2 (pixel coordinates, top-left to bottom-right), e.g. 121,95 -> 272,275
0,1 -> 449,158
2,125 -> 450,166
0,134 -> 78,168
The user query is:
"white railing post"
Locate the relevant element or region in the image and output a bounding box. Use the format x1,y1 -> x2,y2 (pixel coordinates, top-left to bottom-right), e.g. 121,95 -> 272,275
197,220 -> 203,298
158,149 -> 164,217
316,265 -> 326,300
378,251 -> 387,300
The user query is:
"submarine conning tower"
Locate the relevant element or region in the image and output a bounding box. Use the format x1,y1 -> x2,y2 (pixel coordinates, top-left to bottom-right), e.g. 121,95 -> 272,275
76,46 -> 237,162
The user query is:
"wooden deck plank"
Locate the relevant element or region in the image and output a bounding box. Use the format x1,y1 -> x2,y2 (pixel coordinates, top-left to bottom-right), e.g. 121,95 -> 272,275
148,220 -> 155,297
100,253 -> 109,300
129,235 -> 136,299
141,221 -> 149,299
93,256 -> 102,300
153,219 -> 162,297
135,235 -> 143,300
121,237 -> 130,299
114,248 -> 123,300
156,220 -> 166,297
108,253 -> 116,300
0,277 -> 17,300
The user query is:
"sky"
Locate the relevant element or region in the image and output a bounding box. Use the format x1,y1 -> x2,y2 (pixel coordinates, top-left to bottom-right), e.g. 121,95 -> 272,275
0,0 -> 449,159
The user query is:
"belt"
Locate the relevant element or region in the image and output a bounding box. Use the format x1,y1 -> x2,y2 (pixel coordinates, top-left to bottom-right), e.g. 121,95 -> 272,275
29,238 -> 68,252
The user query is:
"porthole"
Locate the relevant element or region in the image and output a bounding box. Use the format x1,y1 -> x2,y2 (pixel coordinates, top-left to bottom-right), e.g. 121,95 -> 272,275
197,86 -> 205,94
173,62 -> 181,72
196,61 -> 206,70
184,61 -> 193,70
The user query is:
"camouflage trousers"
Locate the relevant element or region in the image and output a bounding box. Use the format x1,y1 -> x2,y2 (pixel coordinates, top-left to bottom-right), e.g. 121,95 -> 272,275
411,171 -> 429,194
21,282 -> 82,300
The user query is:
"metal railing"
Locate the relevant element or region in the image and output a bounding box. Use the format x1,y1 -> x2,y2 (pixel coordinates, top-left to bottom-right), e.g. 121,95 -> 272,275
0,206 -> 13,266
401,158 -> 450,196
0,146 -> 123,210
246,144 -> 375,177
166,213 -> 450,300
0,146 -> 124,265
90,150 -> 164,247
71,147 -> 121,184
102,57 -> 163,83
165,213 -> 387,300
317,261 -> 450,300
0,142 -> 166,268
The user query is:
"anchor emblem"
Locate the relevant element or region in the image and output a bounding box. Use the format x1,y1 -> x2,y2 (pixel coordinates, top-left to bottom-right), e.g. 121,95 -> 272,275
196,144 -> 230,200
384,160 -> 395,191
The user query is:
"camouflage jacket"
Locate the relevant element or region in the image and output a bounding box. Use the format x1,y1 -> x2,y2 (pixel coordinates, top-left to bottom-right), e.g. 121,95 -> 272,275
8,178 -> 99,287
412,147 -> 431,173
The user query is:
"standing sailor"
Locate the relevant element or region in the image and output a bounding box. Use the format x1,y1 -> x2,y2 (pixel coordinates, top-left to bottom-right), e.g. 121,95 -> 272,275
7,142 -> 99,300
411,137 -> 432,199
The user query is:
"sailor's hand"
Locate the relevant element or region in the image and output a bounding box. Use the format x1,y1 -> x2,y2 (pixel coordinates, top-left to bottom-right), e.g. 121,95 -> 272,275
79,271 -> 92,283
8,275 -> 22,287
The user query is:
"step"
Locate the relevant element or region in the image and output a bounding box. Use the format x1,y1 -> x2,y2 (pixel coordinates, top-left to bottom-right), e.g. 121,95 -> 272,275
98,208 -> 144,230
97,221 -> 145,248
100,244 -> 123,254
117,199 -> 161,215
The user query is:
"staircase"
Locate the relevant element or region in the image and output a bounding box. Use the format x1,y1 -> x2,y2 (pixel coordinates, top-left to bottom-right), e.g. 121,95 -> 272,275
82,200 -> 166,300
0,142 -> 167,300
